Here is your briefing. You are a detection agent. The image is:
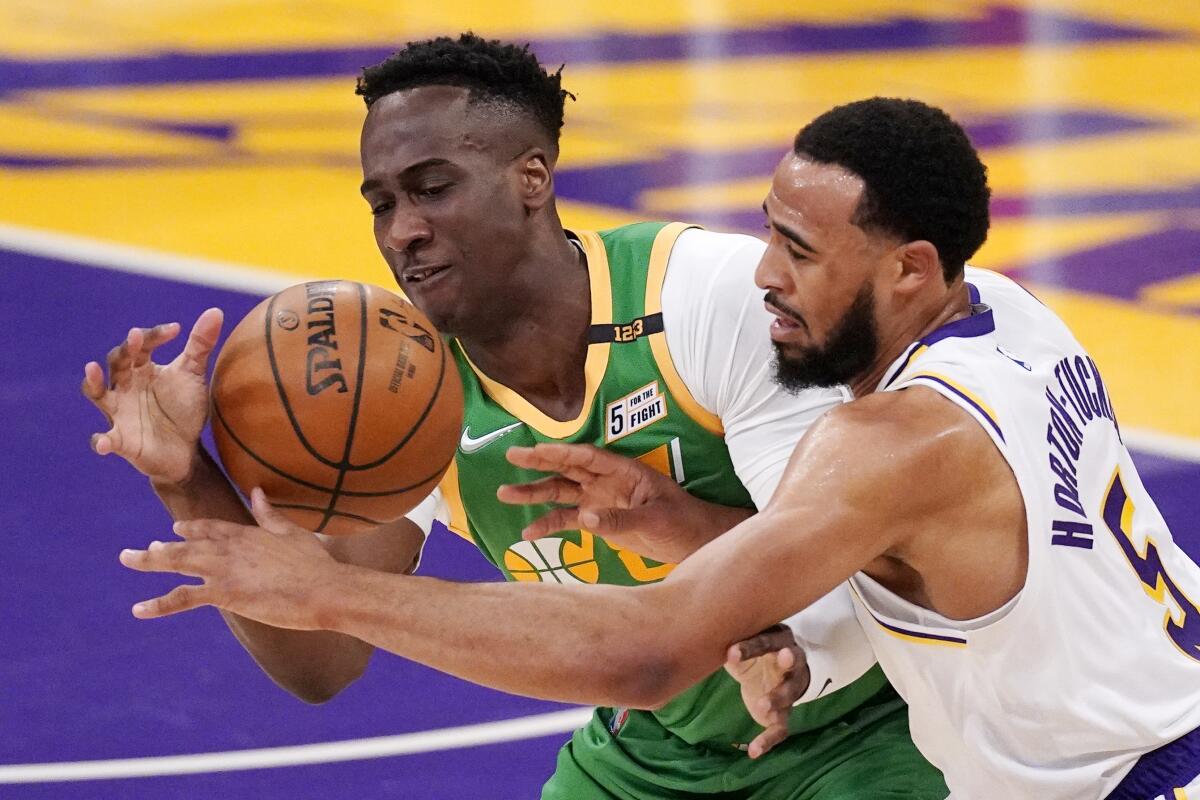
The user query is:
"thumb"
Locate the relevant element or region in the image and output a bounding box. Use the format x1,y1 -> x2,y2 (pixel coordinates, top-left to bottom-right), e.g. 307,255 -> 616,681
250,487 -> 300,534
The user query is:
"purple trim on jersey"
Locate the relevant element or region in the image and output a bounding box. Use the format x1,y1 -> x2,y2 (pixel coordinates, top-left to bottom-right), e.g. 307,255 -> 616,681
918,302 -> 995,347
881,284 -> 986,390
882,344 -> 924,390
870,614 -> 969,647
1106,724 -> 1200,799
909,374 -> 1006,443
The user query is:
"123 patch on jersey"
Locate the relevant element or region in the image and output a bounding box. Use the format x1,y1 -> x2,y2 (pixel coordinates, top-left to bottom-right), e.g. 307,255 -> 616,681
605,382 -> 667,443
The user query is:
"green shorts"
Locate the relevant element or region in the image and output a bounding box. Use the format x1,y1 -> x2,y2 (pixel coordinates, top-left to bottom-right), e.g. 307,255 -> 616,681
540,684 -> 946,800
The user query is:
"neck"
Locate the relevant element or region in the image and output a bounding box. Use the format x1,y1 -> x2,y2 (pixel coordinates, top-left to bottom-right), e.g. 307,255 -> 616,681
457,220 -> 593,420
847,280 -> 971,398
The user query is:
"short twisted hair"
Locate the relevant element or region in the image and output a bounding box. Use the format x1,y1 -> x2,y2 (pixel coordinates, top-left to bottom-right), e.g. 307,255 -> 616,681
793,98 -> 991,282
356,32 -> 572,147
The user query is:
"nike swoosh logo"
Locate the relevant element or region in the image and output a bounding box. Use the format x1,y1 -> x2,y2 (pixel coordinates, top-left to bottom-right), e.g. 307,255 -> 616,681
460,422 -> 523,454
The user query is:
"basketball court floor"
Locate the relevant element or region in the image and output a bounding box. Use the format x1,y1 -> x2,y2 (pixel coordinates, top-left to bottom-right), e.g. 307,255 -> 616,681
4,2 -> 1199,797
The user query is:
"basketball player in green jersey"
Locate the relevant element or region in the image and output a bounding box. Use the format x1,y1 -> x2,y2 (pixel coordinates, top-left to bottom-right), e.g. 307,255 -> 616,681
86,35 -> 944,798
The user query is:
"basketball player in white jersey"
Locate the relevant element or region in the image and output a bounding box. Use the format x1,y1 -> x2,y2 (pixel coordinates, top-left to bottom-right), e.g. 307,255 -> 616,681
118,98 -> 1200,797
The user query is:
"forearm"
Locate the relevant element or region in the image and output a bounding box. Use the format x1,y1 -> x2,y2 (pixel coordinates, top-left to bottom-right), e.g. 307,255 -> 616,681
319,569 -> 722,708
152,446 -> 372,702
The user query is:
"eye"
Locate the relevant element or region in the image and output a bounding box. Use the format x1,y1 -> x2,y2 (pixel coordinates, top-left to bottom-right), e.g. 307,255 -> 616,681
369,200 -> 393,217
417,183 -> 451,199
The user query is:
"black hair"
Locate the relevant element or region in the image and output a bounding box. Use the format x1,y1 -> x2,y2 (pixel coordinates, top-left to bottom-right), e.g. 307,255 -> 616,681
793,97 -> 990,281
356,32 -> 572,147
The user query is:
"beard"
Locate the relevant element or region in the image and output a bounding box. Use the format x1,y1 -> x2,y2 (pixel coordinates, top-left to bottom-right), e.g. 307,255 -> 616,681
772,282 -> 880,392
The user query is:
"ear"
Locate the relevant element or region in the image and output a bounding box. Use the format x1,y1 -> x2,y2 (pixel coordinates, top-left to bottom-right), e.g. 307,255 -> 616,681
515,148 -> 554,212
893,240 -> 942,295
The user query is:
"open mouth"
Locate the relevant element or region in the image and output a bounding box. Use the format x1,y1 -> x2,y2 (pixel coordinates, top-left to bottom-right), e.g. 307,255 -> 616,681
403,264 -> 451,285
764,301 -> 806,331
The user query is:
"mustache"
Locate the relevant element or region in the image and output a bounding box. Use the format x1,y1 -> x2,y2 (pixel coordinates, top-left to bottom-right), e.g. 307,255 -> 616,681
764,291 -> 808,330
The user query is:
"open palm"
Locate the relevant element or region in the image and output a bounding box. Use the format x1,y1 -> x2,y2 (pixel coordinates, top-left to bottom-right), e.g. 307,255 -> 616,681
82,308 -> 224,484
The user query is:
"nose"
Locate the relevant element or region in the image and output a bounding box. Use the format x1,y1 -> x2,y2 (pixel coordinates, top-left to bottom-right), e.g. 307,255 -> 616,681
754,242 -> 791,293
381,206 -> 432,255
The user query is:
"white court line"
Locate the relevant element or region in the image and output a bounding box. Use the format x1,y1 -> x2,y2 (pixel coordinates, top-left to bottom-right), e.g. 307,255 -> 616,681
1125,428 -> 1200,464
0,707 -> 593,783
0,221 -> 306,295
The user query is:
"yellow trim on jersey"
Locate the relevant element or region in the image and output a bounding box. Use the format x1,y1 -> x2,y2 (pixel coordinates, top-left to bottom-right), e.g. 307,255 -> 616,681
891,344 -> 929,383
1174,788 -> 1189,800
907,371 -> 1002,435
437,458 -> 472,543
458,230 -> 613,437
872,621 -> 968,649
644,222 -> 724,436
908,371 -> 997,421
850,581 -> 968,648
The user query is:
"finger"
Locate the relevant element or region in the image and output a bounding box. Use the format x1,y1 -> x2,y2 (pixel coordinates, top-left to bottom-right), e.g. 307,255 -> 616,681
250,487 -> 306,535
520,507 -> 584,540
731,625 -> 797,662
501,448 -> 602,488
132,583 -> 208,619
105,339 -> 132,388
81,361 -> 111,410
747,724 -> 789,760
724,650 -> 759,680
506,443 -> 613,474
119,540 -> 215,576
106,327 -> 145,390
175,308 -> 223,377
766,666 -> 811,709
497,476 -> 582,506
130,323 -> 181,369
90,428 -> 123,456
577,505 -> 663,537
172,518 -> 245,541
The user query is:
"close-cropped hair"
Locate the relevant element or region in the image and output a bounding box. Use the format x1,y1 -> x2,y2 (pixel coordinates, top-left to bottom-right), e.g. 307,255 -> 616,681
357,32 -> 573,147
794,97 -> 991,282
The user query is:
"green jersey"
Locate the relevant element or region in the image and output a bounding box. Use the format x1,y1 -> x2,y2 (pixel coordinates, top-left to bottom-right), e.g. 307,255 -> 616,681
434,221 -> 887,749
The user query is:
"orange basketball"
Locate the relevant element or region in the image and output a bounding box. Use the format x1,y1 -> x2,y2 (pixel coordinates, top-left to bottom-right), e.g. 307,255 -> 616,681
210,280 -> 463,535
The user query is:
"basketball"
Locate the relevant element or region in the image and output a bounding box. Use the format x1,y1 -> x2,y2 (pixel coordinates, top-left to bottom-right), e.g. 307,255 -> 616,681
210,280 -> 463,535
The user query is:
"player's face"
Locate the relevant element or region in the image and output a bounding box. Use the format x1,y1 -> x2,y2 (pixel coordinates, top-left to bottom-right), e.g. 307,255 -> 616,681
756,154 -> 897,390
359,86 -> 538,336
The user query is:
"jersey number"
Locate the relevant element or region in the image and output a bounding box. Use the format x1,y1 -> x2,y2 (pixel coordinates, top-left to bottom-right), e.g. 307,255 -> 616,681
1103,468 -> 1200,663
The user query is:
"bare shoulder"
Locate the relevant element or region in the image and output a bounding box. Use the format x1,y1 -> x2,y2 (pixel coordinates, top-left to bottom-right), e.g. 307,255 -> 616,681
780,387 -> 1003,514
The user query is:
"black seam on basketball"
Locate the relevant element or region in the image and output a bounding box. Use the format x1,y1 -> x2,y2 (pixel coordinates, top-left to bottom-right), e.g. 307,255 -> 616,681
345,323 -> 449,470
264,290 -> 342,470
319,283 -> 370,531
212,402 -> 453,498
211,398 -> 340,491
270,503 -> 386,525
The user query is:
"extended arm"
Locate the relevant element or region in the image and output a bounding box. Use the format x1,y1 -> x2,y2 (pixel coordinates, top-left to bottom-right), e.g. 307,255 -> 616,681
322,405 -> 901,705
123,395 -> 947,707
154,448 -> 424,702
84,312 -> 423,702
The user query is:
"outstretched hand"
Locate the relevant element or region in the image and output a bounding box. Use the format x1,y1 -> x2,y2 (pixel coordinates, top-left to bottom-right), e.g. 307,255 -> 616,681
725,625 -> 811,759
119,488 -> 341,630
498,443 -> 705,564
82,308 -> 224,485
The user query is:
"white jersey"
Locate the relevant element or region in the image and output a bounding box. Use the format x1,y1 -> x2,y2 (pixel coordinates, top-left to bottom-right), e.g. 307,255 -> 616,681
849,269 -> 1200,798
410,229 -> 876,697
